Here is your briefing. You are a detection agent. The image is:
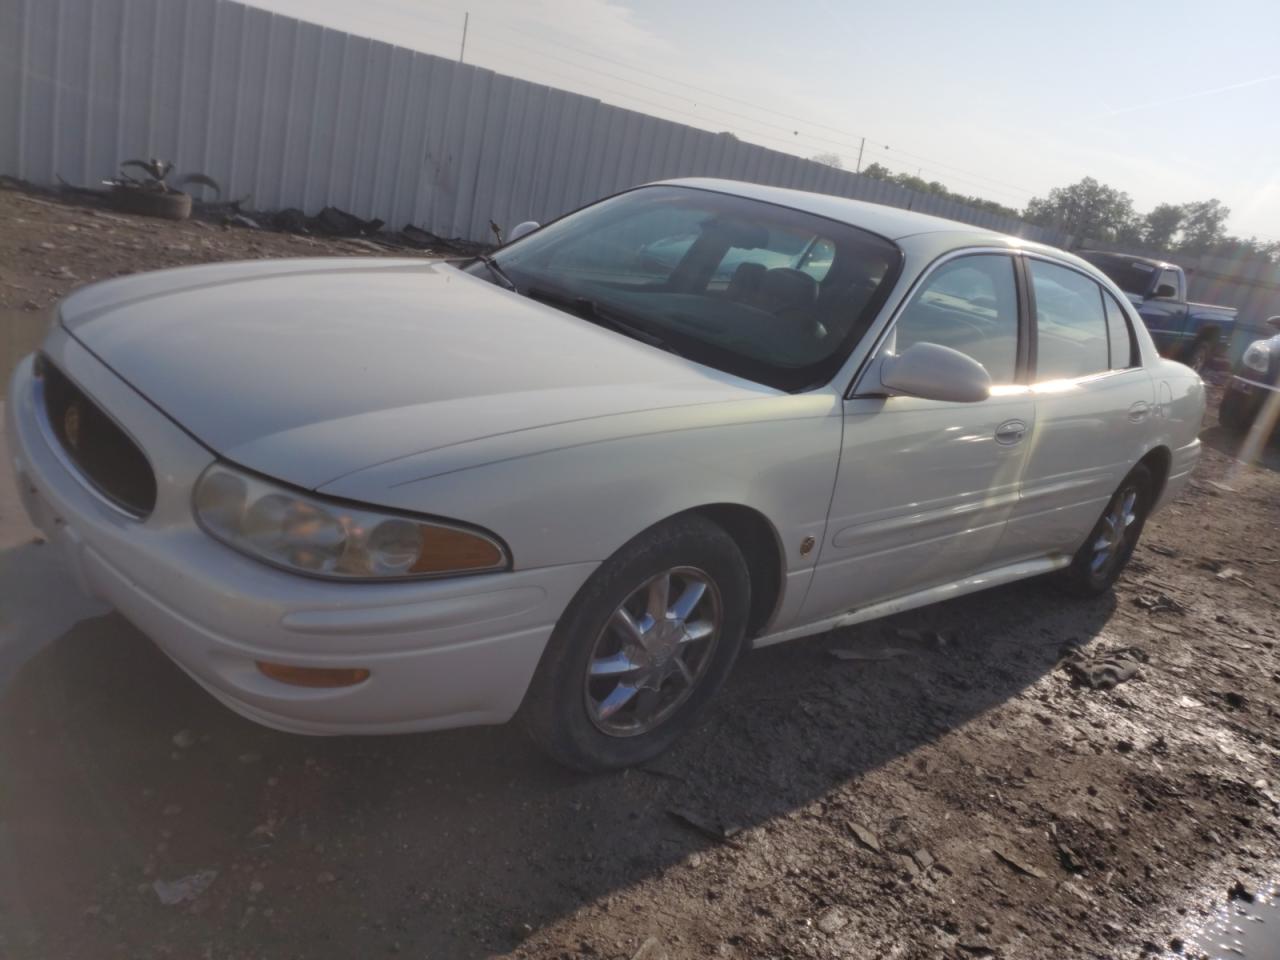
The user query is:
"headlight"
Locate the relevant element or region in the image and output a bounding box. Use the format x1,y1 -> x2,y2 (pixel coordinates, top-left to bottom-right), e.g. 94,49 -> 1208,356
1242,340 -> 1271,374
193,464 -> 508,579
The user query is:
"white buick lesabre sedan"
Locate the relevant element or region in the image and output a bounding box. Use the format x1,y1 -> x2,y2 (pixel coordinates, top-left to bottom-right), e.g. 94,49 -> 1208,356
7,179 -> 1204,770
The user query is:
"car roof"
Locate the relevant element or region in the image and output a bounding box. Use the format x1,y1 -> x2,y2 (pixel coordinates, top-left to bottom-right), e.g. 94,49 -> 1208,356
648,178 -> 1107,278
655,177 -> 1016,243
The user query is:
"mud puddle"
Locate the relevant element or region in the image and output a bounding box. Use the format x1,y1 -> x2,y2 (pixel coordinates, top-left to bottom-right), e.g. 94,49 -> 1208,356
1176,883 -> 1280,959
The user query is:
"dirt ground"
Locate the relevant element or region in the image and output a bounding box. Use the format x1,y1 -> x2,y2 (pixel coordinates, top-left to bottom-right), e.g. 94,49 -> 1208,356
1,185 -> 1279,960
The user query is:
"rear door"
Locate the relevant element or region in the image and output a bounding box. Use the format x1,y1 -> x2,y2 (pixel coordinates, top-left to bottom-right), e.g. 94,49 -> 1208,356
800,251 -> 1037,622
999,257 -> 1154,558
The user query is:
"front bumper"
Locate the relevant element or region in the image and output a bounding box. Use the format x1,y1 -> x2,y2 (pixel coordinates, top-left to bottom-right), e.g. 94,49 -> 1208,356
1218,373 -> 1280,430
6,335 -> 596,734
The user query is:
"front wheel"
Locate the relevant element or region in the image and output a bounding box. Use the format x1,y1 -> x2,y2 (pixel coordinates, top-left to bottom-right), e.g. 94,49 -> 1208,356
1059,463 -> 1153,596
520,514 -> 750,772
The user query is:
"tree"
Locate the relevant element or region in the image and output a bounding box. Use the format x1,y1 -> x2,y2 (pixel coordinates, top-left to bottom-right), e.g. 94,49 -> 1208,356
1023,177 -> 1136,242
810,152 -> 843,169
857,161 -> 1019,218
1142,203 -> 1185,250
1179,199 -> 1231,252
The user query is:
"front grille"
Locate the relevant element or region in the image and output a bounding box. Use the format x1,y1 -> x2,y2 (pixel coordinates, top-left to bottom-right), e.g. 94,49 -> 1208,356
37,356 -> 157,518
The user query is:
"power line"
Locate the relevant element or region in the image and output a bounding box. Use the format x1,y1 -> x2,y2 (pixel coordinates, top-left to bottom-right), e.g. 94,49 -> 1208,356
436,7 -> 1041,201
457,27 -> 1035,206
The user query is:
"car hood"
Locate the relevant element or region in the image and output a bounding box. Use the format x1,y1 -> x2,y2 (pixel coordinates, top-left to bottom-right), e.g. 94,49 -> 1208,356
61,258 -> 775,489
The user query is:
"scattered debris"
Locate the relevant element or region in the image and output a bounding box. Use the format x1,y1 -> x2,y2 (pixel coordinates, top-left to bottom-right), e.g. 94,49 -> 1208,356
815,906 -> 849,934
911,849 -> 934,872
849,822 -> 882,853
152,869 -> 217,905
1228,879 -> 1255,903
1133,592 -> 1186,615
667,808 -> 740,843
991,846 -> 1046,880
1056,844 -> 1085,873
314,206 -> 384,237
1061,647 -> 1148,689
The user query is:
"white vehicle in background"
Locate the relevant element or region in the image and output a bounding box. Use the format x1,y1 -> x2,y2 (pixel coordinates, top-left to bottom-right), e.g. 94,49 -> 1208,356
6,179 -> 1204,771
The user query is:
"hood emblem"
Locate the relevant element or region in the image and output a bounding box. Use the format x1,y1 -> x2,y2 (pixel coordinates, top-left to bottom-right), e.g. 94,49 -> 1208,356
63,403 -> 82,451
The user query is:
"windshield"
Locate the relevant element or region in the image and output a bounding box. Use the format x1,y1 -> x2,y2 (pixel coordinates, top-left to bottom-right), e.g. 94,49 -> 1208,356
472,185 -> 902,391
1081,252 -> 1157,297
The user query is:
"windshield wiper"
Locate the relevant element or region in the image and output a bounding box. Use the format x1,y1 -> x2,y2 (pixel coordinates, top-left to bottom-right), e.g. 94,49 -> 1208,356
525,286 -> 668,349
474,254 -> 518,292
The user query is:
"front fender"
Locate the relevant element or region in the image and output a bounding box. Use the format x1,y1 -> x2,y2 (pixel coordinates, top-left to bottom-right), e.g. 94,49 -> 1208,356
320,399 -> 843,576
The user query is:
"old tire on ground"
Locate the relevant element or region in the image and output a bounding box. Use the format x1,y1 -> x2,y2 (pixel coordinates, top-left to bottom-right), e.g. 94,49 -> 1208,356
520,514 -> 750,772
1059,463 -> 1154,597
1218,388 -> 1252,432
112,187 -> 192,221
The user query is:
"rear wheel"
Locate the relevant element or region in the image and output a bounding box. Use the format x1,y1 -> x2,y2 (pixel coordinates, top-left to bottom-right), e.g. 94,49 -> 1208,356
520,514 -> 750,772
1059,463 -> 1153,596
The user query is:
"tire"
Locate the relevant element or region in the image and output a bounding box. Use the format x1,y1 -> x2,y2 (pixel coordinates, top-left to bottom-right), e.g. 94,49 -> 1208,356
520,514 -> 751,772
1059,463 -> 1154,597
1182,339 -> 1212,374
112,186 -> 192,221
1218,388 -> 1251,432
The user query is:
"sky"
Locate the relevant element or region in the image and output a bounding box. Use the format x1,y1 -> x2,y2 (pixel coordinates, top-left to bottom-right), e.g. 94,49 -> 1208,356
246,0 -> 1280,241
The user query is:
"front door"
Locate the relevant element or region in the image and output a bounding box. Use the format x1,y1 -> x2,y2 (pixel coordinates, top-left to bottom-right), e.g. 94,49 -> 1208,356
801,252 -> 1036,623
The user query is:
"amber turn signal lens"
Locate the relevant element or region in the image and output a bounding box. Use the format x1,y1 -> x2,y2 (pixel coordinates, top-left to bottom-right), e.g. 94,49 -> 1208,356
255,661 -> 370,688
410,524 -> 506,574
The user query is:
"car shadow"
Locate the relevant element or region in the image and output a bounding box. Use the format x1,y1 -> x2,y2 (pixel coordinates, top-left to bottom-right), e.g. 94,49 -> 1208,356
1200,423 -> 1280,473
0,561 -> 1120,959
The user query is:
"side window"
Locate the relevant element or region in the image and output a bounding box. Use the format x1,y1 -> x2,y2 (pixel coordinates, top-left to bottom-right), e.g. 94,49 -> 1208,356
1029,260 -> 1110,380
1103,292 -> 1137,369
1156,269 -> 1180,298
889,254 -> 1018,384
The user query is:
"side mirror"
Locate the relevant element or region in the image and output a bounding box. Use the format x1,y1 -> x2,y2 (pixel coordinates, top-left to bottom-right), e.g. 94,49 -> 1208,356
1267,315 -> 1280,331
878,342 -> 991,403
506,220 -> 539,244
1154,283 -> 1177,299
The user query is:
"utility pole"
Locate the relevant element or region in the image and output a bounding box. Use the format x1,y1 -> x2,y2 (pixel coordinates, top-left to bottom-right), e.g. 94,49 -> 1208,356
855,137 -> 865,174
459,12 -> 469,63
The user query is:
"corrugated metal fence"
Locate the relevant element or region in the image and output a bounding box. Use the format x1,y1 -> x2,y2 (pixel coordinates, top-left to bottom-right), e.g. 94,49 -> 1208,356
1,0 -> 1069,247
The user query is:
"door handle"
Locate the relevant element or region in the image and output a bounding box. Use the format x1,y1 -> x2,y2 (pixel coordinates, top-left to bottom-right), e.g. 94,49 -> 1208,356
1128,401 -> 1150,423
994,419 -> 1027,445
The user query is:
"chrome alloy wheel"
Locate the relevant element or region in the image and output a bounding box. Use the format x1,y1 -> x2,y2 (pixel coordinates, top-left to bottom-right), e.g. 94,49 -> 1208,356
584,566 -> 722,737
1091,486 -> 1139,575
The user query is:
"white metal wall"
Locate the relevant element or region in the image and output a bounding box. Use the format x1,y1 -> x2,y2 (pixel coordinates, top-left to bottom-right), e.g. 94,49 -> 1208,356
0,0 -> 1068,247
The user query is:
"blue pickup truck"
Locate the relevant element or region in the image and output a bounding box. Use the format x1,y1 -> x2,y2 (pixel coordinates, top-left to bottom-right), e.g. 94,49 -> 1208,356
1080,252 -> 1237,372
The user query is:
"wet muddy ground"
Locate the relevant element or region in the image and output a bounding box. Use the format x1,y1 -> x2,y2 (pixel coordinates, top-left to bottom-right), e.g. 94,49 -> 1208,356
1,185 -> 1279,959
